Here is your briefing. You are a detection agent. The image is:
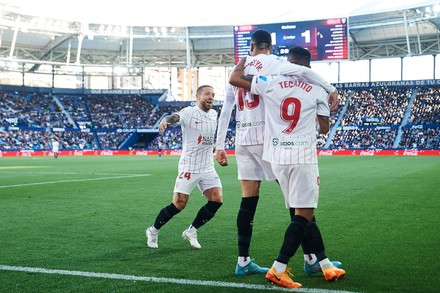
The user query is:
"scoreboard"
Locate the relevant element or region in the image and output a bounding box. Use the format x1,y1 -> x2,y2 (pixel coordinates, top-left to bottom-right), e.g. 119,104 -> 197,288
233,18 -> 349,63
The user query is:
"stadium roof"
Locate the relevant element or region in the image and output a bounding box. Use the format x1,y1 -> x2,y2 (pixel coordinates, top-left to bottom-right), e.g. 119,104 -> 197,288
0,0 -> 439,67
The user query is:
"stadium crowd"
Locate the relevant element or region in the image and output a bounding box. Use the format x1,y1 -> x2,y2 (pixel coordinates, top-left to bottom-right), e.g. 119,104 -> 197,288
0,86 -> 439,151
330,88 -> 411,149
397,87 -> 440,149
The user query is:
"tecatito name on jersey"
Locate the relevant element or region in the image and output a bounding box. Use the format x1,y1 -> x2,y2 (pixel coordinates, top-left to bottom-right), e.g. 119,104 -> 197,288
177,105 -> 218,173
251,75 -> 330,165
216,54 -> 335,150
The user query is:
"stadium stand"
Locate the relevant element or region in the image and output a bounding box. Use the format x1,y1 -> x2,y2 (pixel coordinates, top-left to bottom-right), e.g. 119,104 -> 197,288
0,85 -> 439,152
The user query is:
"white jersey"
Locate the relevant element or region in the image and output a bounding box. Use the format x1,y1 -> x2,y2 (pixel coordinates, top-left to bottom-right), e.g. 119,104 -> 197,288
251,75 -> 330,165
52,141 -> 59,152
177,105 -> 218,173
216,54 -> 334,149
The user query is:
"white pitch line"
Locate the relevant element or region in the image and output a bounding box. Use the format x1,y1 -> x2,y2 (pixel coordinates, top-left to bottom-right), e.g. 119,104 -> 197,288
0,174 -> 150,189
0,171 -> 148,176
0,265 -> 358,293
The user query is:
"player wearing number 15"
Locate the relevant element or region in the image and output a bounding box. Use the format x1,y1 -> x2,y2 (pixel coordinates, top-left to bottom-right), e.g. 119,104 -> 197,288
230,56 -> 345,288
215,29 -> 338,276
146,85 -> 223,249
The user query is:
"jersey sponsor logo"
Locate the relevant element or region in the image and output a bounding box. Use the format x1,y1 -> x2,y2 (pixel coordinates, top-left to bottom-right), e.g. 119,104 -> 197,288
236,120 -> 265,128
271,137 -> 310,147
197,135 -> 214,145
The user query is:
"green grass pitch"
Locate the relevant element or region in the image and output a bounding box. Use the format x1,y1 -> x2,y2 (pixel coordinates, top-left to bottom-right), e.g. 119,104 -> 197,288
0,155 -> 439,293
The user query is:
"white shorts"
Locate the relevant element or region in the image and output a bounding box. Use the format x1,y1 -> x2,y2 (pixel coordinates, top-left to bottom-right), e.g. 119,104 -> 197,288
236,144 -> 276,181
271,163 -> 320,208
173,171 -> 222,195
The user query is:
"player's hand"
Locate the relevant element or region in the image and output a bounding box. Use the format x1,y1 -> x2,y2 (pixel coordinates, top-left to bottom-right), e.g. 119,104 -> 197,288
238,56 -> 247,67
215,149 -> 229,166
158,120 -> 168,134
329,89 -> 339,113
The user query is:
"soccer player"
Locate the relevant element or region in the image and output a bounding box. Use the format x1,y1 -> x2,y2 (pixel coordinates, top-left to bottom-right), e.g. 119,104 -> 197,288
215,29 -> 339,276
51,138 -> 60,159
157,138 -> 164,158
146,85 -> 223,249
287,46 -> 343,275
229,53 -> 346,288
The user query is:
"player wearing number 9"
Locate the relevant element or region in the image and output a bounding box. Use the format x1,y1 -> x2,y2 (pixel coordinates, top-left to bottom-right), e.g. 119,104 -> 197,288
215,29 -> 340,278
229,49 -> 345,288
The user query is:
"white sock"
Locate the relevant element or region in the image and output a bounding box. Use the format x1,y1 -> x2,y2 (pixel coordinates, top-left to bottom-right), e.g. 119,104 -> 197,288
187,225 -> 197,233
304,253 -> 317,265
238,256 -> 250,267
273,261 -> 287,273
319,258 -> 333,269
149,226 -> 159,233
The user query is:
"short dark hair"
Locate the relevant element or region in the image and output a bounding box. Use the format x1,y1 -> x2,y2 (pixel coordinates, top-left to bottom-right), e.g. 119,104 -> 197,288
196,85 -> 213,96
288,46 -> 311,62
251,29 -> 272,50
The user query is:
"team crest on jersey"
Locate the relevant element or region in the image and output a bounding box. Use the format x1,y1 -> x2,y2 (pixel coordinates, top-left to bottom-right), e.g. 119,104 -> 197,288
198,134 -> 214,145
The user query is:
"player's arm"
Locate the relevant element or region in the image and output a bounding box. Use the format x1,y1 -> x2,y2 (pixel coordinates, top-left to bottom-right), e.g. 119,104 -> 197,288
215,85 -> 235,150
317,115 -> 330,134
229,57 -> 252,90
158,112 -> 180,134
215,85 -> 236,167
327,90 -> 339,114
279,61 -> 338,112
316,90 -> 331,134
279,61 -> 335,93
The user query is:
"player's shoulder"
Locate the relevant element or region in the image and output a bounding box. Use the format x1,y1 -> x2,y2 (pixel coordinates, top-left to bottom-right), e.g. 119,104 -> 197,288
174,106 -> 192,121
254,75 -> 280,85
247,54 -> 282,64
309,83 -> 329,95
180,105 -> 195,114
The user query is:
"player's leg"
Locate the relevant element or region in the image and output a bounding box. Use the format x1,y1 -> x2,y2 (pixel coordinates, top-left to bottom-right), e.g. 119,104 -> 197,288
292,210 -> 343,274
234,145 -> 269,275
266,209 -> 310,289
303,218 -> 345,281
146,192 -> 188,249
182,172 -> 222,249
296,164 -> 345,281
146,172 -> 197,248
268,163 -> 327,288
237,181 -> 260,257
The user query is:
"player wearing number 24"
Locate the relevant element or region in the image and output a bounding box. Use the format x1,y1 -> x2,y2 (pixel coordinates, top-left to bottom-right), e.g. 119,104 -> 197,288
145,85 -> 223,249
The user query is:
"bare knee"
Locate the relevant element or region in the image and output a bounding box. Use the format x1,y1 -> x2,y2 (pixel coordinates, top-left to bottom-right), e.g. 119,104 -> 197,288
173,193 -> 189,210
204,187 -> 223,203
241,180 -> 261,197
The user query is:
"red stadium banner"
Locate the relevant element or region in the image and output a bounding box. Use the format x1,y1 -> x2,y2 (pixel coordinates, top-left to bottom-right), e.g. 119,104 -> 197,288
0,149 -> 182,157
316,149 -> 440,156
0,149 -> 439,157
